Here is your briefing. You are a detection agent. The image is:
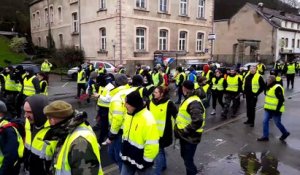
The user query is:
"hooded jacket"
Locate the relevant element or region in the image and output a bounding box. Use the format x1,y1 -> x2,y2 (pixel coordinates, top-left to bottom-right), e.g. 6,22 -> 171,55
44,111 -> 100,175
24,95 -> 49,175
148,97 -> 177,148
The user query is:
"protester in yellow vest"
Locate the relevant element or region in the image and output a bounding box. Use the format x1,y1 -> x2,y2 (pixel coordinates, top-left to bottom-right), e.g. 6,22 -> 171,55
270,69 -> 283,86
257,61 -> 266,75
243,66 -> 265,127
151,68 -> 163,87
175,66 -> 186,104
174,80 -> 206,175
0,100 -> 24,175
22,69 -> 40,97
284,60 -> 296,89
23,95 -> 55,175
76,65 -> 86,99
222,67 -> 242,119
120,91 -> 159,174
257,75 -> 290,142
41,59 -> 52,73
43,100 -> 103,175
148,86 -> 177,174
211,69 -> 226,115
37,72 -> 48,96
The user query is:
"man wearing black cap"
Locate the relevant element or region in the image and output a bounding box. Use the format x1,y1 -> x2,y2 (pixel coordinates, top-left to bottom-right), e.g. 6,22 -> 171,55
174,80 -> 206,175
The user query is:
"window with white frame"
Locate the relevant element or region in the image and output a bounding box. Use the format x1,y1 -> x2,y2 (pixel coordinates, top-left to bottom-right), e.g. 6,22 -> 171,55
37,11 -> 40,27
50,6 -> 54,23
99,0 -> 106,9
136,0 -> 146,9
32,13 -> 36,28
292,39 -> 295,48
99,28 -> 106,50
45,8 -> 49,26
59,34 -> 64,48
136,27 -> 146,50
198,0 -> 205,18
179,31 -> 187,51
58,7 -> 62,21
180,0 -> 188,16
159,29 -> 168,50
159,0 -> 168,12
285,21 -> 288,28
72,12 -> 79,33
196,32 -> 204,52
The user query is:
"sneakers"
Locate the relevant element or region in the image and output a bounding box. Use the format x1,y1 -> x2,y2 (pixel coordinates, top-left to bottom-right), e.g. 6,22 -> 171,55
210,109 -> 216,115
257,137 -> 269,142
280,132 -> 290,141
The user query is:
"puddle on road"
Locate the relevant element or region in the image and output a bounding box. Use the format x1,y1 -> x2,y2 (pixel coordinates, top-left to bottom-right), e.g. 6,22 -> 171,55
285,138 -> 300,151
203,152 -> 300,175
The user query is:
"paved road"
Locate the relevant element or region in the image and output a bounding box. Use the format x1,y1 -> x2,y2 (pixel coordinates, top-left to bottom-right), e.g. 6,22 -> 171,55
48,74 -> 300,174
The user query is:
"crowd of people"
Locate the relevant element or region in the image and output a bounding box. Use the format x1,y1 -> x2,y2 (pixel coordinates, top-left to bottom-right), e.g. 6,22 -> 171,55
0,58 -> 298,175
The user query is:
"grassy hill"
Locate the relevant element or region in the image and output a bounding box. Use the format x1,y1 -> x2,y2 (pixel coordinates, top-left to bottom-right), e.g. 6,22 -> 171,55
0,36 -> 26,66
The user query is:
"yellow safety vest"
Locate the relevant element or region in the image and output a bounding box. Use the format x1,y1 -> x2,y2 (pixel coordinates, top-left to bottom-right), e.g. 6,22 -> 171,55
120,108 -> 159,169
287,64 -> 296,74
264,84 -> 285,112
176,95 -> 206,133
226,75 -> 239,92
257,64 -> 264,74
25,119 -> 57,161
23,76 -> 36,96
194,83 -> 200,90
41,62 -> 51,72
243,73 -> 261,93
40,80 -> 48,96
4,74 -> 19,92
276,76 -> 282,84
152,73 -> 160,86
0,119 -> 24,168
149,100 -> 169,137
54,123 -> 103,175
212,77 -> 224,91
202,84 -> 210,93
77,70 -> 86,84
201,70 -> 212,81
97,85 -> 128,108
98,68 -> 105,74
176,72 -> 186,85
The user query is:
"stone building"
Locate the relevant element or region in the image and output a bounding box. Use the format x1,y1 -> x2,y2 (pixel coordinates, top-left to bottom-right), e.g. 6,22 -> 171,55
214,3 -> 300,65
29,0 -> 214,70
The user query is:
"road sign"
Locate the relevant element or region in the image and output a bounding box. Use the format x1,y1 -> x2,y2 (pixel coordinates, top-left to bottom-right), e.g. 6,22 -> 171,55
208,34 -> 216,40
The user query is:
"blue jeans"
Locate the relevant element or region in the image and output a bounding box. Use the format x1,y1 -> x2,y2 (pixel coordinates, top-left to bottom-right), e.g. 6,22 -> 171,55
263,110 -> 289,138
121,163 -> 153,175
108,135 -> 123,172
180,139 -> 198,175
153,148 -> 167,175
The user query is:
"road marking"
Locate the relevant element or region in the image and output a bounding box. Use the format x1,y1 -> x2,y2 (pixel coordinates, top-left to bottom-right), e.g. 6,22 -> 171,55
62,82 -> 69,87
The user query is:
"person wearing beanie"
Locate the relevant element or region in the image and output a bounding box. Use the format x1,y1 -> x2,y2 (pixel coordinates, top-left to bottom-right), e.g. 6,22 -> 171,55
131,74 -> 148,102
23,95 -> 53,175
0,100 -> 24,175
43,100 -> 103,175
201,64 -> 213,84
175,66 -> 186,104
120,90 -> 159,174
174,80 -> 206,175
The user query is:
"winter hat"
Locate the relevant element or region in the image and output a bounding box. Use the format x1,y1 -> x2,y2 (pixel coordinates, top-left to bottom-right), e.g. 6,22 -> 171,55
182,80 -> 194,90
203,64 -> 210,73
126,91 -> 144,109
115,74 -> 128,86
44,100 -> 74,118
132,75 -> 144,86
0,100 -> 7,113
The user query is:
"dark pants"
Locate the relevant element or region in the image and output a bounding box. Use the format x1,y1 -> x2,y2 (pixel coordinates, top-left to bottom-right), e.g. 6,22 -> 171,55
246,94 -> 258,124
77,83 -> 86,97
286,74 -> 295,88
223,92 -> 239,117
108,134 -> 123,172
98,106 -> 109,143
212,90 -> 224,109
180,139 -> 198,175
177,85 -> 183,103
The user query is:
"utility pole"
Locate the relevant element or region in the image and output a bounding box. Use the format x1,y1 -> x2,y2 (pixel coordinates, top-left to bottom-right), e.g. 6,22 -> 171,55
118,0 -> 123,64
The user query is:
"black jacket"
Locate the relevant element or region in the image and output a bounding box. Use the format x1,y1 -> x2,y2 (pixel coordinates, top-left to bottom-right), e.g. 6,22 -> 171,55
244,73 -> 265,96
148,97 -> 177,148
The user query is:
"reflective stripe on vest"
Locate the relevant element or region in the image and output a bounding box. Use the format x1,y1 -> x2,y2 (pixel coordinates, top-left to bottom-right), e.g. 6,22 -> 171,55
176,95 -> 206,133
40,80 -> 48,96
212,77 -> 224,91
77,70 -> 86,84
243,73 -> 261,93
287,64 -> 296,74
226,76 -> 239,92
23,76 -> 36,96
0,120 -> 24,168
54,123 -> 103,175
264,84 -> 285,112
97,85 -> 127,107
149,100 -> 169,137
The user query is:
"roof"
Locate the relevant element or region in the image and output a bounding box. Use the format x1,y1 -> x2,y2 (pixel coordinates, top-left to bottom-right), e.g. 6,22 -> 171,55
29,0 -> 42,6
246,3 -> 300,28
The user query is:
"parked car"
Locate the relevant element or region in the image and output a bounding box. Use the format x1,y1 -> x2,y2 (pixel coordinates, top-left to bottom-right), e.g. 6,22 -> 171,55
12,61 -> 41,74
67,61 -> 115,80
242,62 -> 258,71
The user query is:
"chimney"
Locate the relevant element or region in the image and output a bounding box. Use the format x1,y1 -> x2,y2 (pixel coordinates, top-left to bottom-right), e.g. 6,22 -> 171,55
258,2 -> 264,11
280,11 -> 286,16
